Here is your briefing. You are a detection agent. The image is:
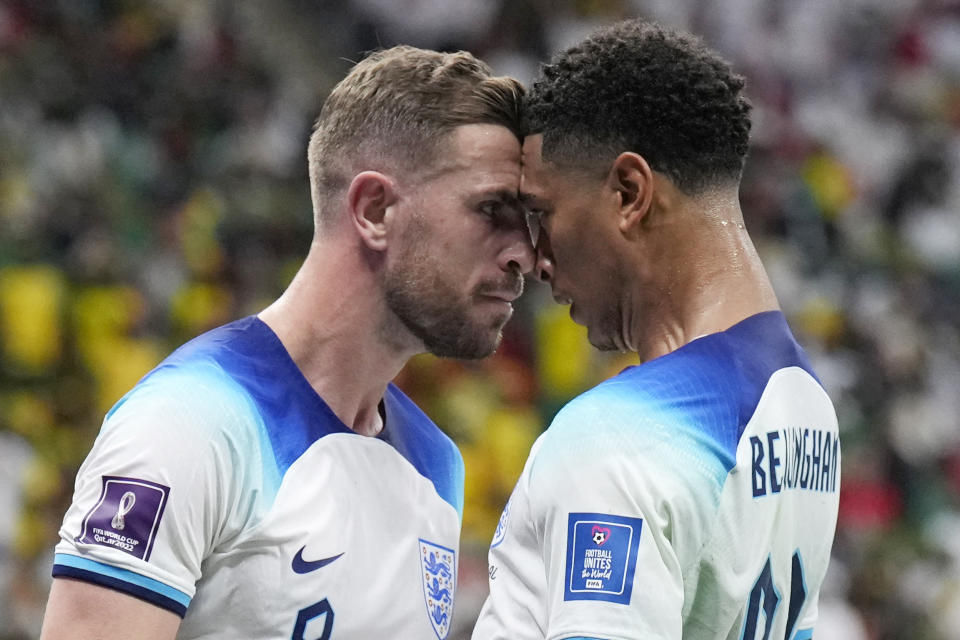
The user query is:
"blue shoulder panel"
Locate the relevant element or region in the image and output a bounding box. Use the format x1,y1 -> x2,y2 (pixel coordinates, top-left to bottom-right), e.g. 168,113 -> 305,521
597,311 -> 818,470
695,310 -> 818,432
380,384 -> 465,519
156,317 -> 353,478
125,317 -> 463,515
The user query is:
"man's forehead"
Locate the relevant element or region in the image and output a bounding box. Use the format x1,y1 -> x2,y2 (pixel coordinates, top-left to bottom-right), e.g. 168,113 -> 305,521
452,123 -> 521,160
521,134 -> 544,166
426,124 -> 522,179
520,134 -> 551,203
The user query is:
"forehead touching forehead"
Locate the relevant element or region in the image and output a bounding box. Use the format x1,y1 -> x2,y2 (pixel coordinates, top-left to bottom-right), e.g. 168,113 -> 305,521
520,133 -> 590,209
520,134 -> 549,203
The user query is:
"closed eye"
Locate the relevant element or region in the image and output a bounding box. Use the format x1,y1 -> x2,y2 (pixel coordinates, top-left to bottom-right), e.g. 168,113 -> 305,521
479,201 -> 503,218
478,200 -> 526,233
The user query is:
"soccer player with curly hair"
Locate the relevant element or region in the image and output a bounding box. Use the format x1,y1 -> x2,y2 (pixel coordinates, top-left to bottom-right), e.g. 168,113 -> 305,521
475,20 -> 840,640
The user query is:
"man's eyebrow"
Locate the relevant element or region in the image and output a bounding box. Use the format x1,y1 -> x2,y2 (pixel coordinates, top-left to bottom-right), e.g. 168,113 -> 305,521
519,192 -> 549,208
481,189 -> 522,207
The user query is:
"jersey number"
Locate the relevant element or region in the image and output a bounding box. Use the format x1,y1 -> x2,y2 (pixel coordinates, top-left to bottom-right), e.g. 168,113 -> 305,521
292,598 -> 334,640
740,552 -> 806,640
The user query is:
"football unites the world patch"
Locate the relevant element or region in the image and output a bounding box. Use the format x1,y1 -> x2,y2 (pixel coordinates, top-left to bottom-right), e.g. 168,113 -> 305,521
564,512 -> 644,604
77,476 -> 170,561
419,538 -> 455,640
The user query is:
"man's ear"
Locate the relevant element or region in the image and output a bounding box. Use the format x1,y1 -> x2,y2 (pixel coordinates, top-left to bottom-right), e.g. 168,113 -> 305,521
347,171 -> 398,251
607,152 -> 654,235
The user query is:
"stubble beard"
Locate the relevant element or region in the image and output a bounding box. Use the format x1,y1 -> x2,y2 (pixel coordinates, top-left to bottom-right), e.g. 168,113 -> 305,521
383,238 -> 514,360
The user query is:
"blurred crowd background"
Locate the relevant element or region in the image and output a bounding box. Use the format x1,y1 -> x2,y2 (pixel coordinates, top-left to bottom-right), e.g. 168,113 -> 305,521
2,0 -> 960,638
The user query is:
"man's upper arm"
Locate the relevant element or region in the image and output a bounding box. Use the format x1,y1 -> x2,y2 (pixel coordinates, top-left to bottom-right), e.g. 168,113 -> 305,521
41,577 -> 180,640
527,403 -> 702,640
49,366 -> 257,629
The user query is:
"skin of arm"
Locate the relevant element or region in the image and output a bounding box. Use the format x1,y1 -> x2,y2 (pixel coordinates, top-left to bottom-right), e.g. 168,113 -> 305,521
40,578 -> 181,640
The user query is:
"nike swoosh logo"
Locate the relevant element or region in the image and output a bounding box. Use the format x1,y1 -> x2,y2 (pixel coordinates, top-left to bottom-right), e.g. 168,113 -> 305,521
292,546 -> 344,574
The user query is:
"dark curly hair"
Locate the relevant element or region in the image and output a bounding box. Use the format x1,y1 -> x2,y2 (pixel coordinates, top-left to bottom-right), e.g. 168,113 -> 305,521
525,20 -> 752,194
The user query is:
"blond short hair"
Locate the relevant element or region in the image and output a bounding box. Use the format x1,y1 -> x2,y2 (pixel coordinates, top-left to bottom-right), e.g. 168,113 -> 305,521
307,46 -> 524,229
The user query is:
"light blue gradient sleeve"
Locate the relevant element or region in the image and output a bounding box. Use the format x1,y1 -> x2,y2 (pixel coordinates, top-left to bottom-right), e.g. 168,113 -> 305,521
523,372 -> 734,640
54,358 -> 282,615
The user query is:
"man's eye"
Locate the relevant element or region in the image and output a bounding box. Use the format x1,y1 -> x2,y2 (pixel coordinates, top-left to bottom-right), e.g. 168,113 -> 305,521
478,200 -> 527,234
479,202 -> 502,218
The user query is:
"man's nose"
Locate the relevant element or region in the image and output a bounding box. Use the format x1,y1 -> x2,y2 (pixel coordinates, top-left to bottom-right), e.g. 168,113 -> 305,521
498,231 -> 536,275
534,235 -> 553,282
534,250 -> 553,282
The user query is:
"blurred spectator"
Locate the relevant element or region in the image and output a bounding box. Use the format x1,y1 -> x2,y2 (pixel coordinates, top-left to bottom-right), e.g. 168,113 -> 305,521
2,1 -> 959,638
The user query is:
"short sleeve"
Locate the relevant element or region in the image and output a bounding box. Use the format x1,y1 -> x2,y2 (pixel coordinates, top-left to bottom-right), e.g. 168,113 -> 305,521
525,397 -> 724,640
53,364 -> 271,617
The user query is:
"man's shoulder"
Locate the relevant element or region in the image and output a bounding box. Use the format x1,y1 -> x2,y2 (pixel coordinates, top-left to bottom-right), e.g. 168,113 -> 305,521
550,311 -> 821,443
102,316 -> 340,475
107,318 -> 265,427
109,316 -> 264,411
101,355 -> 265,463
382,384 -> 465,518
383,384 -> 455,445
548,348 -> 733,438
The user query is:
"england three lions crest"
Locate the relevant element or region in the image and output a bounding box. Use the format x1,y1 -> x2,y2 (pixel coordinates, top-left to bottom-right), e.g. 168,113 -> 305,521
419,538 -> 455,640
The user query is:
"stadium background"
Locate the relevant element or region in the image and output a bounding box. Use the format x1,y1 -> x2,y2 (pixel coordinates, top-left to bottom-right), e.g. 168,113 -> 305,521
2,0 -> 960,638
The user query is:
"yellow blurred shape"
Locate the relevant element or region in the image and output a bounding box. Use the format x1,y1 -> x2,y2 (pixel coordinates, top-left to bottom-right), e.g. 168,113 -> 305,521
437,375 -> 496,442
73,285 -> 142,342
796,298 -> 845,345
0,265 -> 65,372
171,282 -> 233,335
72,286 -> 165,412
461,405 -> 541,545
0,169 -> 35,222
461,443 -> 498,543
94,337 -> 165,412
484,407 -> 539,488
802,151 -> 856,221
21,456 -> 61,504
536,304 -> 592,399
3,391 -> 54,442
12,510 -> 51,559
180,188 -> 226,277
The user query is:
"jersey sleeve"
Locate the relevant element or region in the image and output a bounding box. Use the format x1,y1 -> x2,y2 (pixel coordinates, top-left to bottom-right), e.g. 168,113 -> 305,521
525,395 -> 726,640
53,364 -> 272,617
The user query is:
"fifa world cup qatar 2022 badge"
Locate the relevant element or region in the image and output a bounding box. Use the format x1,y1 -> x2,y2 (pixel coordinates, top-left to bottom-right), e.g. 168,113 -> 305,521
564,512 -> 644,605
77,476 -> 170,561
419,538 -> 456,640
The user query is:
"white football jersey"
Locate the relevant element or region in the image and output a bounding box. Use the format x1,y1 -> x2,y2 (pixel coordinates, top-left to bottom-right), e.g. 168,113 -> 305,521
54,316 -> 464,639
474,312 -> 840,640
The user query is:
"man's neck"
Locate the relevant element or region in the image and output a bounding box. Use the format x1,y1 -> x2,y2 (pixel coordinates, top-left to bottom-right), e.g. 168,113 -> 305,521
629,203 -> 780,362
258,241 -> 415,437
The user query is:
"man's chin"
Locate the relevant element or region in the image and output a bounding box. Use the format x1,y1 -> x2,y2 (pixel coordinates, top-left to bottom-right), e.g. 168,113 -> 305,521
586,325 -> 620,352
572,309 -> 616,351
589,338 -> 621,352
425,327 -> 502,360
